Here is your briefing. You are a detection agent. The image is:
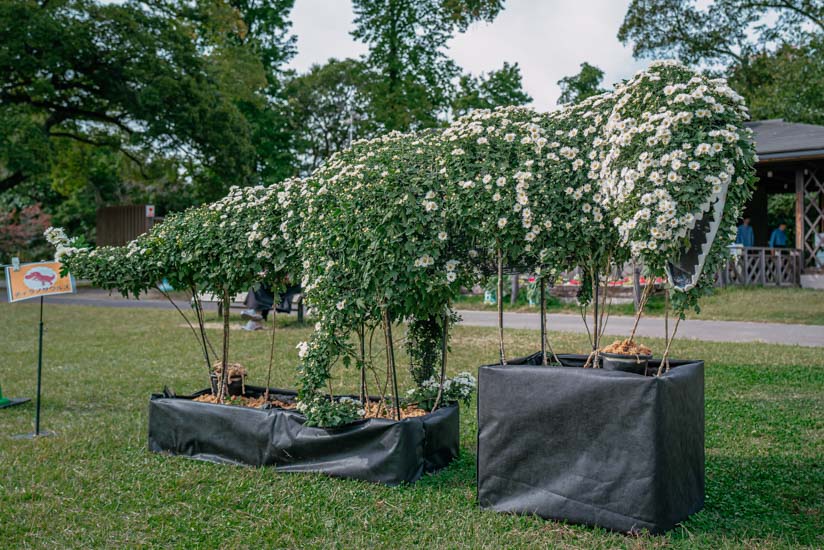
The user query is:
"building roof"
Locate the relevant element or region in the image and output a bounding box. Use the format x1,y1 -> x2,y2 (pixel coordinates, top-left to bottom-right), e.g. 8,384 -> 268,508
747,119 -> 824,163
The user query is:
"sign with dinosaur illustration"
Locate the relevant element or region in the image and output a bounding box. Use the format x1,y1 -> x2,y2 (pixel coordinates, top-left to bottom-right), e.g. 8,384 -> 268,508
5,261 -> 75,303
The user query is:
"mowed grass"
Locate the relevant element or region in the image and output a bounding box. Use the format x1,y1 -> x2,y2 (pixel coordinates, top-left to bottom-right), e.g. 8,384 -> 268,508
0,303 -> 822,548
455,285 -> 824,325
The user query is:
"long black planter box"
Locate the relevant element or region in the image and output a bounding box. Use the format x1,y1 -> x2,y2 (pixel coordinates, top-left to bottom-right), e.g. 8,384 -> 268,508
148,385 -> 459,486
477,353 -> 704,534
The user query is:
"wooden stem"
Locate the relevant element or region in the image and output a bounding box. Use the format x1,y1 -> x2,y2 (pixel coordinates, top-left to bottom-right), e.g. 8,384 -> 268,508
383,309 -> 401,421
432,307 -> 449,412
359,323 -> 366,404
592,271 -> 600,368
540,277 -> 547,366
157,285 -> 211,382
219,287 -> 230,400
264,308 -> 276,403
629,278 -> 655,342
657,316 -> 681,376
497,247 -> 506,365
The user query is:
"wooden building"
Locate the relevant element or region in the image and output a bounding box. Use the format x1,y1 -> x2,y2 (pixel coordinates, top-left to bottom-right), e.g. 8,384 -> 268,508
736,120 -> 824,287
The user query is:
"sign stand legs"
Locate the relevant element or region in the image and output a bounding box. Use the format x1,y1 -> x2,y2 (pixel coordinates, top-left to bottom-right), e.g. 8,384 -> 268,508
12,296 -> 54,439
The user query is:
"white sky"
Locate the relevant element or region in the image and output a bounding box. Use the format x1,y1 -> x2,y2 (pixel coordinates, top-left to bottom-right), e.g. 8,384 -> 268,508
287,0 -> 649,112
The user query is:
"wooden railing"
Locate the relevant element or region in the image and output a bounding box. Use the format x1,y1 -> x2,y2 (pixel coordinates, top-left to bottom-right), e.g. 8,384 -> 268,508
719,246 -> 802,287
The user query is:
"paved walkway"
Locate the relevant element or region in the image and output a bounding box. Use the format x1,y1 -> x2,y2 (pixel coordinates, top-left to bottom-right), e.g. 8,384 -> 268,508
3,289 -> 822,347
456,310 -> 824,348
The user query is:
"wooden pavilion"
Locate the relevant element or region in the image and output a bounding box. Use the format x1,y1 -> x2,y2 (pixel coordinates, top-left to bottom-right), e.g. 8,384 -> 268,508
732,119 -> 824,287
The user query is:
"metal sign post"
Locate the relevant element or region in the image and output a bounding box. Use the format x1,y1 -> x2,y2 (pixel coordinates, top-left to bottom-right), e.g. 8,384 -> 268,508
4,260 -> 75,438
12,296 -> 52,438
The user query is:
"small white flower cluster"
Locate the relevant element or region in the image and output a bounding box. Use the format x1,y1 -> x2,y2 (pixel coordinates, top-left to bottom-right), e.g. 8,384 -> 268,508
44,226 -> 83,260
414,255 -> 434,268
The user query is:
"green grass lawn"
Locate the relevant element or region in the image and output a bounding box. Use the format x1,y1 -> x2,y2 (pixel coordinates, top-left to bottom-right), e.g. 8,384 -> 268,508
1,303 -> 822,548
455,285 -> 824,325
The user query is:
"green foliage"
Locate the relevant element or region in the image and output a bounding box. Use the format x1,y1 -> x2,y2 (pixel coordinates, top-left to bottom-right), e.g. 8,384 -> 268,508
351,0 -> 505,131
285,58 -> 377,174
618,0 -> 824,124
295,62 -> 755,422
47,62 -> 756,427
729,36 -> 824,125
406,371 -> 476,410
0,203 -> 52,263
452,62 -> 532,117
296,395 -> 365,428
556,62 -> 608,105
405,310 -> 459,385
619,0 -> 823,67
0,0 -> 297,212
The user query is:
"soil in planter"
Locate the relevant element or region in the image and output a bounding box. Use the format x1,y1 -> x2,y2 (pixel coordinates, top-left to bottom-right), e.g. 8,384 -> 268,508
193,393 -> 297,410
361,401 -> 428,420
191,392 -> 431,420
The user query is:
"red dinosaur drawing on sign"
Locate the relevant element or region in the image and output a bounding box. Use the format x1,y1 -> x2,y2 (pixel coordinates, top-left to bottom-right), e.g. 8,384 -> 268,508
25,270 -> 56,286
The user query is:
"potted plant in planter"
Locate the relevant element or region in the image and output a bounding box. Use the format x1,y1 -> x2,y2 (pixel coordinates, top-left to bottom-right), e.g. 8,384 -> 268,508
47,161 -> 470,484
474,61 -> 757,534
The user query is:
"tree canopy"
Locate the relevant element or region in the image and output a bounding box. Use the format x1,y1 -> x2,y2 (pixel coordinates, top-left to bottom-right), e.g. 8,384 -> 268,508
556,62 -> 608,105
618,0 -> 824,123
351,0 -> 506,131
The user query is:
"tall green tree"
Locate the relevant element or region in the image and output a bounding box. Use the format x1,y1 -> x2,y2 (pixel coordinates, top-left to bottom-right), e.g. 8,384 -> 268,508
0,0 -> 298,202
0,0 -> 256,198
556,62 -> 607,105
618,0 -> 824,123
452,62 -> 532,117
351,0 -> 505,131
285,58 -> 376,174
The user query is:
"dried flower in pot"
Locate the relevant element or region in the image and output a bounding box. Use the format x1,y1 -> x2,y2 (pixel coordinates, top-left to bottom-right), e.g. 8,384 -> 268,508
600,339 -> 653,375
210,362 -> 248,396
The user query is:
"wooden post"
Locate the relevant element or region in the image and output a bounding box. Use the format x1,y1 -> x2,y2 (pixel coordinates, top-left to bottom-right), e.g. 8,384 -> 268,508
632,261 -> 641,312
795,168 -> 805,257
759,249 -> 766,286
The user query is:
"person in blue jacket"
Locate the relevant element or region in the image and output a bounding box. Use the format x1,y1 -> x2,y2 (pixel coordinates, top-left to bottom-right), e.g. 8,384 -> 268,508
735,217 -> 754,247
769,223 -> 788,248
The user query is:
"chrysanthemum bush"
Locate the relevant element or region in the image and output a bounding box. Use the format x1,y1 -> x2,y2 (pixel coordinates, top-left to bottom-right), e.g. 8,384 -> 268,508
48,61 -> 755,427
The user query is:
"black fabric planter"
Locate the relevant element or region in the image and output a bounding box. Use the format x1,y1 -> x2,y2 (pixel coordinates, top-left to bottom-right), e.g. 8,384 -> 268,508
477,353 -> 704,534
148,385 -> 459,486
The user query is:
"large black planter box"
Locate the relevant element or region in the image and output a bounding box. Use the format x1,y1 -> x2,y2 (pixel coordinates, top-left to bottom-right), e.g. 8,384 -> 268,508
148,385 -> 459,486
477,353 -> 704,534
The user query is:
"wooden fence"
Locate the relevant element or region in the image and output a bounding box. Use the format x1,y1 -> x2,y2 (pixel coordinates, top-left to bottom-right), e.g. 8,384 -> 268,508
719,246 -> 802,287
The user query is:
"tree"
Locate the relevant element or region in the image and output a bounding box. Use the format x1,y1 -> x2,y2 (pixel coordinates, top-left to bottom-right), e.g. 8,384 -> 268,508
618,0 -> 824,124
452,62 -> 532,117
729,36 -> 824,124
351,0 -> 505,131
618,0 -> 823,69
0,0 -> 296,201
285,59 -> 377,174
556,63 -> 607,105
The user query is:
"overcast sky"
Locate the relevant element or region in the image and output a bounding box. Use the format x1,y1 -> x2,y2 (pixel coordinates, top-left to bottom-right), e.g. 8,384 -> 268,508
287,0 -> 649,112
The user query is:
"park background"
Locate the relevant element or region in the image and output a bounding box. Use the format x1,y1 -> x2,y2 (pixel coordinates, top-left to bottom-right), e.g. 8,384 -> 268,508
1,1 -> 823,548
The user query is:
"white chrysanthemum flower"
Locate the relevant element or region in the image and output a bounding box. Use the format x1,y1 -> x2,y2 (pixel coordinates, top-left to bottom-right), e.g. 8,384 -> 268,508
497,217 -> 508,228
438,231 -> 448,241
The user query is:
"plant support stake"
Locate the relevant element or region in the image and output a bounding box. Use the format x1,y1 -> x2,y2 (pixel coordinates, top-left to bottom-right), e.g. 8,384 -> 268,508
431,307 -> 449,412
497,247 -> 506,365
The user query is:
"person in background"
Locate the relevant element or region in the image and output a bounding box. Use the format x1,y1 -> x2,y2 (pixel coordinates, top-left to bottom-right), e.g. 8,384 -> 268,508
240,279 -> 303,331
240,284 -> 274,331
735,216 -> 754,247
769,223 -> 788,248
